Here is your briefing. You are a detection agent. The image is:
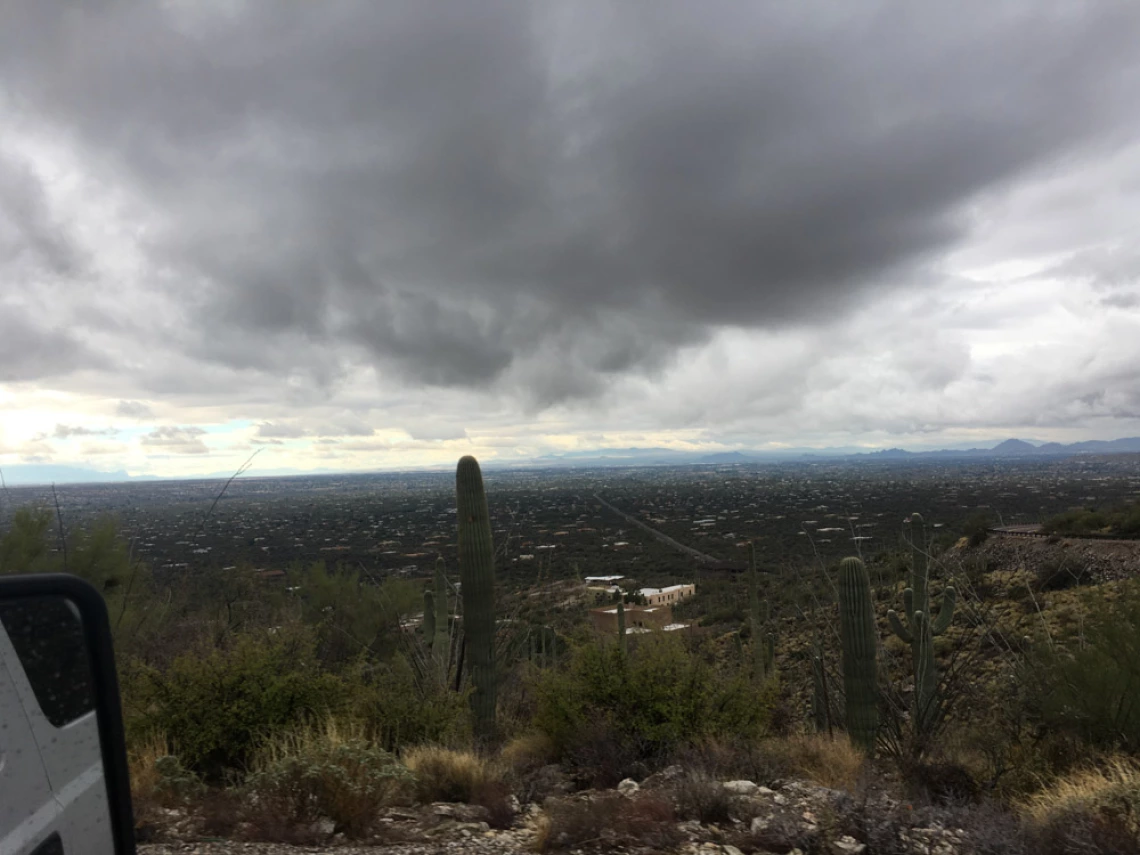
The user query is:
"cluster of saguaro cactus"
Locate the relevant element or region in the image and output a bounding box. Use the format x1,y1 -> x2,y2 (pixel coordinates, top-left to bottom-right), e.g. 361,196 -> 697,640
810,638 -> 831,735
748,543 -> 776,680
528,625 -> 553,668
838,557 -> 879,753
887,513 -> 956,737
456,455 -> 497,744
617,597 -> 627,654
423,588 -> 436,643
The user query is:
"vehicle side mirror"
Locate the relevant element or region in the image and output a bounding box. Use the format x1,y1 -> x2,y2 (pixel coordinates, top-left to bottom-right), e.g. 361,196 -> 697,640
0,574 -> 135,855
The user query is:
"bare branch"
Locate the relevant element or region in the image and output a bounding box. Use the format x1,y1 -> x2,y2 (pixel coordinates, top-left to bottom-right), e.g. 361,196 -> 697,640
193,449 -> 262,539
51,483 -> 68,573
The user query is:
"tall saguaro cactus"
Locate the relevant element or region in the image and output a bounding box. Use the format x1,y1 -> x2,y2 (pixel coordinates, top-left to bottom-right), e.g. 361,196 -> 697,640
838,557 -> 879,753
888,513 -> 956,738
748,543 -> 776,680
456,455 -> 497,743
432,557 -> 450,673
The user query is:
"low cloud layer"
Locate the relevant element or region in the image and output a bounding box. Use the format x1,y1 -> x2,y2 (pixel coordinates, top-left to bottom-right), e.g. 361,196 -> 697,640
139,426 -> 209,456
2,2 -> 1140,474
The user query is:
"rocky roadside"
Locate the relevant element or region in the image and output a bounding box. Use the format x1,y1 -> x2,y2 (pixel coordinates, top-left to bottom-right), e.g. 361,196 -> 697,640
139,771 -> 982,855
981,533 -> 1140,584
140,840 -> 530,855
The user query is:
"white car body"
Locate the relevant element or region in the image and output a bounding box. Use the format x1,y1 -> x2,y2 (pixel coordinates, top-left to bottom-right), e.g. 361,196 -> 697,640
0,620 -> 115,855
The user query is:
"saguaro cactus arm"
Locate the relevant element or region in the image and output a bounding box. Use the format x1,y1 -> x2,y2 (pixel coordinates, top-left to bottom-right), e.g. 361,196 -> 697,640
931,586 -> 957,636
887,609 -> 913,644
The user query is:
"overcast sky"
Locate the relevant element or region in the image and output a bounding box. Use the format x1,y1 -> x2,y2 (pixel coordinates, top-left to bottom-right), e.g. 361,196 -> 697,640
3,1 -> 1140,477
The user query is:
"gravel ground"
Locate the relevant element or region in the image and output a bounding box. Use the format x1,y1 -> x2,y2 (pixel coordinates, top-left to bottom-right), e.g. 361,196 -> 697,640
140,836 -> 533,855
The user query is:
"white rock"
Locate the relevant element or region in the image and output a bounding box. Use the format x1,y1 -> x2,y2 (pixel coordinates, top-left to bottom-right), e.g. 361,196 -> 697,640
756,785 -> 777,796
722,780 -> 759,795
618,777 -> 640,793
750,816 -> 769,833
830,836 -> 866,855
724,846 -> 746,855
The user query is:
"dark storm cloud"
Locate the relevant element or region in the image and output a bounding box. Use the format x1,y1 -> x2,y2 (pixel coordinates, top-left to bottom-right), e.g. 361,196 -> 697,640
0,305 -> 97,381
0,149 -> 85,277
3,1 -> 1139,399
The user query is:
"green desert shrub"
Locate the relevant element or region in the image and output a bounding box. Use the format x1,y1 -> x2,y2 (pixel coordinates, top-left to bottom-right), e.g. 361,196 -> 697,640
353,654 -> 471,751
1043,504 -> 1140,539
0,506 -> 55,574
1031,555 -> 1094,592
245,718 -> 412,838
533,634 -> 775,775
962,511 -> 992,547
1028,582 -> 1140,753
126,623 -> 351,780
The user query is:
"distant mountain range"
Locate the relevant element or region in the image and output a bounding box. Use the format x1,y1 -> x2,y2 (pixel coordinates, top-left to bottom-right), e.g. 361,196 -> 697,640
5,437 -> 1140,486
859,436 -> 1140,460
523,437 -> 1140,468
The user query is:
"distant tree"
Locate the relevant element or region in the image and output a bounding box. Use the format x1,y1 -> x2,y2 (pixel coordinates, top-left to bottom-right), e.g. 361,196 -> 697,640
961,511 -> 992,547
0,506 -> 54,574
1043,504 -> 1140,538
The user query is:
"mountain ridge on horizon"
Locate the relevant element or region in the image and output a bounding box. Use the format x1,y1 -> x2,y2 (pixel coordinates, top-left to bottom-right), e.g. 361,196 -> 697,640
4,436 -> 1140,487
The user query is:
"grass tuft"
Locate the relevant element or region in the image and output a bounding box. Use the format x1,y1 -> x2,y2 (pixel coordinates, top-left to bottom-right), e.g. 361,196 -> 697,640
1022,757 -> 1140,837
764,733 -> 866,791
403,744 -> 500,804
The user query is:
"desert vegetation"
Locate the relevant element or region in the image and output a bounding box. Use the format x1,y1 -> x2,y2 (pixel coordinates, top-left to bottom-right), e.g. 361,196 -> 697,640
3,455 -> 1140,852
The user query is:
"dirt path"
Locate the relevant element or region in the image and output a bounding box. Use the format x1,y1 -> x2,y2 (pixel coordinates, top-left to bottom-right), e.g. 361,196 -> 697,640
594,493 -> 732,567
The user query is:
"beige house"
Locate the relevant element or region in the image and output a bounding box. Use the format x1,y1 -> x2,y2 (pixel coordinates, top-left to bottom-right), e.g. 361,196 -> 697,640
589,602 -> 695,637
590,603 -> 673,635
638,584 -> 695,607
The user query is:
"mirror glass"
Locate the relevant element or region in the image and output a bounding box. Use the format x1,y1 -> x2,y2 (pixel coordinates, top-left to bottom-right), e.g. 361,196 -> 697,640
0,595 -> 117,855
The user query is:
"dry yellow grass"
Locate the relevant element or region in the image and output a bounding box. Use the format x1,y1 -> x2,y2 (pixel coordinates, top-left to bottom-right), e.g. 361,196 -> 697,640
765,734 -> 866,792
253,716 -> 367,765
403,745 -> 500,803
500,731 -> 556,773
128,731 -> 169,807
1021,757 -> 1140,835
